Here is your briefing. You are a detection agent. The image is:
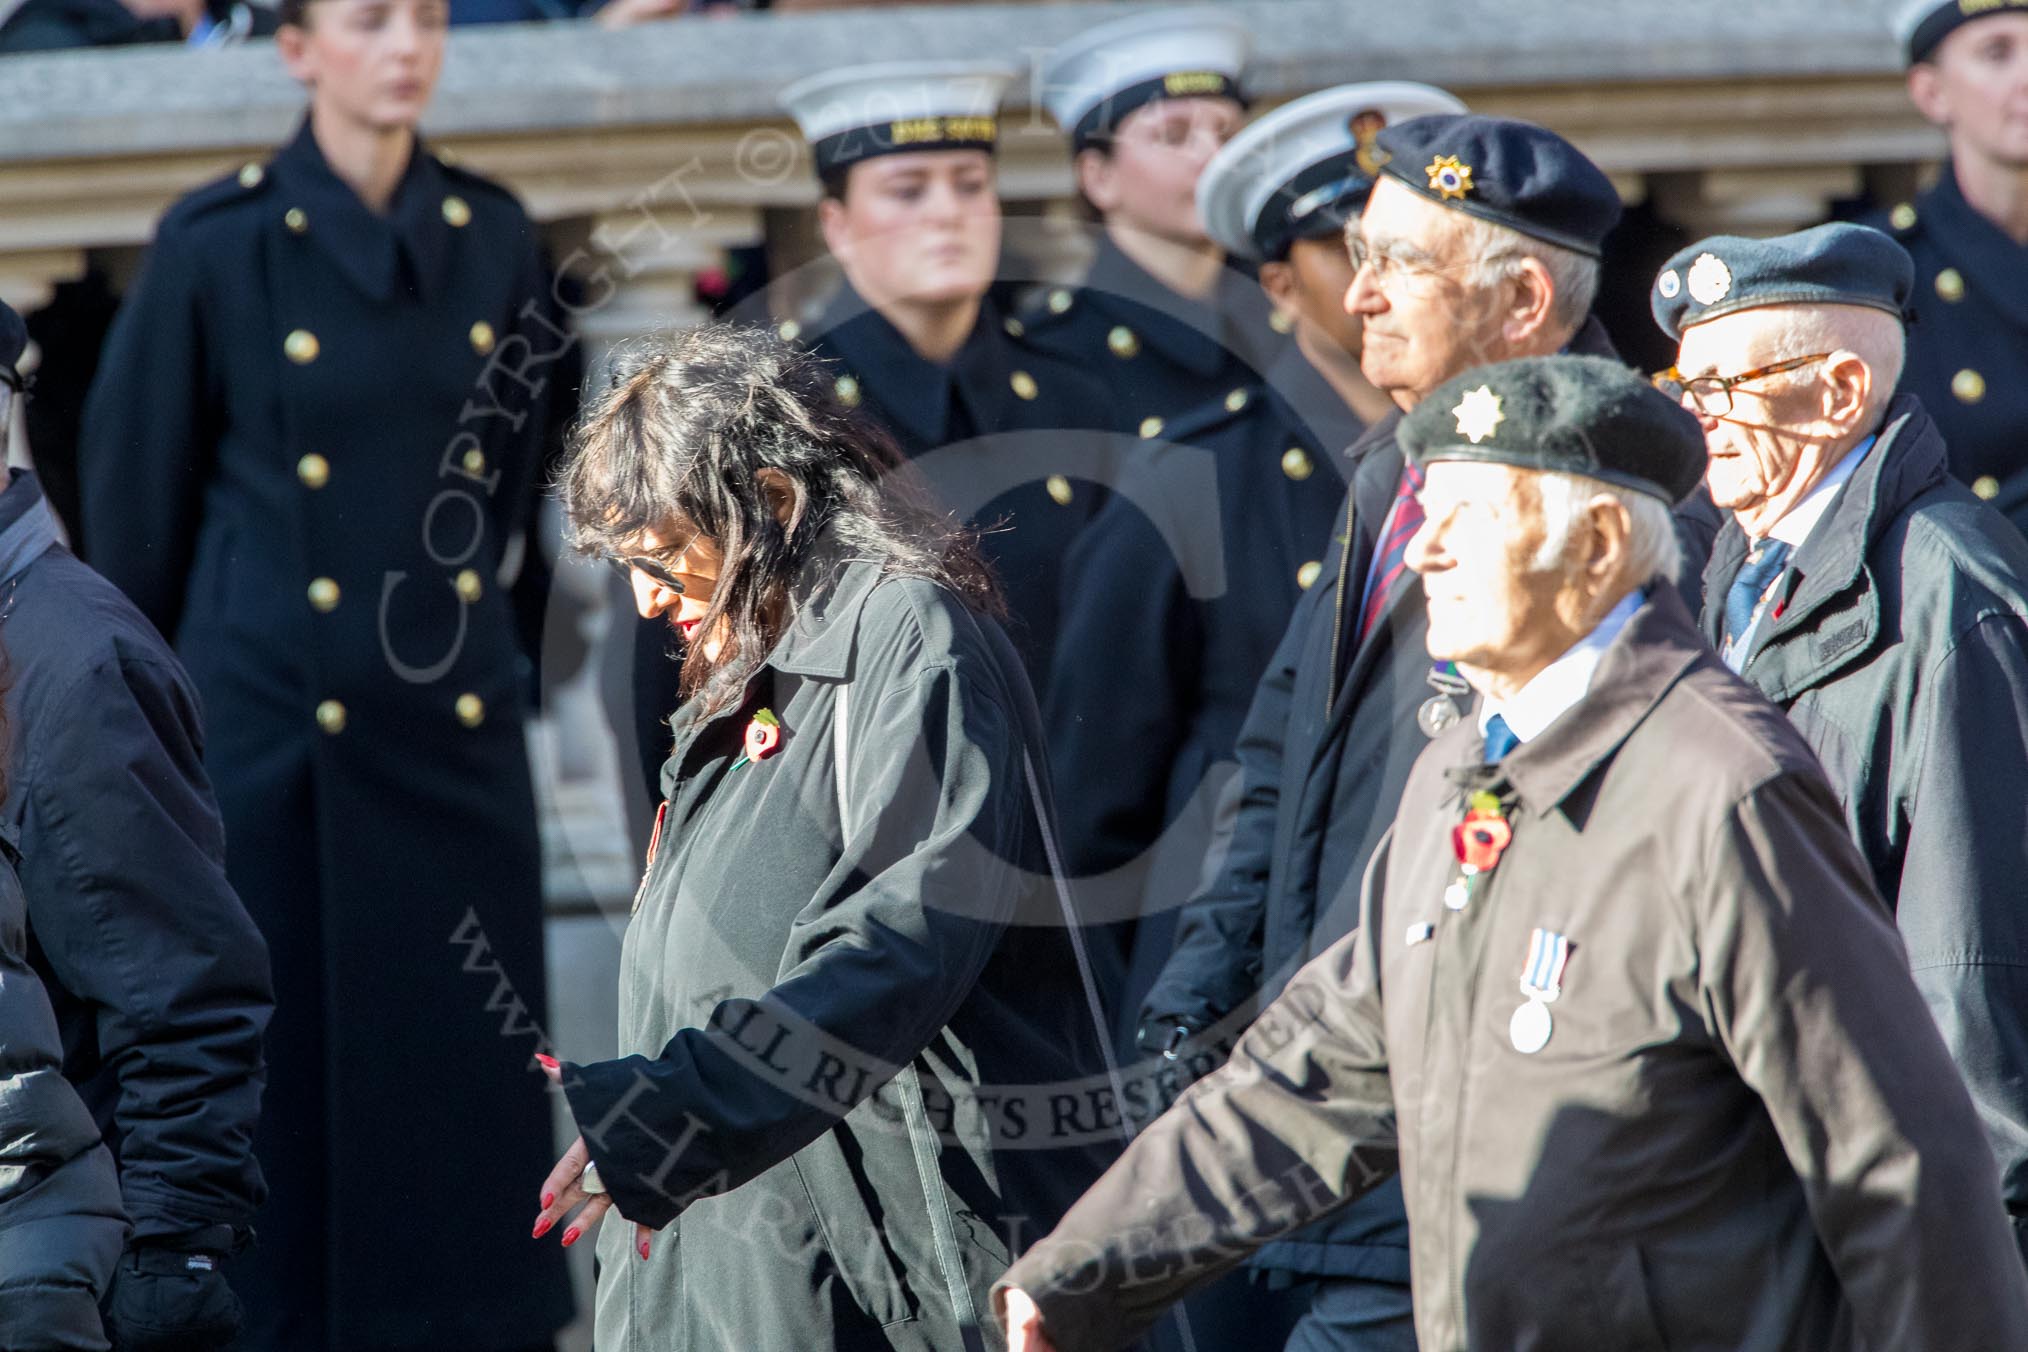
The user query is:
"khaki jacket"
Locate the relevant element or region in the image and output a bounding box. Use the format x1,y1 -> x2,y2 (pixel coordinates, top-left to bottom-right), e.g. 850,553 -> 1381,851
1001,587 -> 2028,1352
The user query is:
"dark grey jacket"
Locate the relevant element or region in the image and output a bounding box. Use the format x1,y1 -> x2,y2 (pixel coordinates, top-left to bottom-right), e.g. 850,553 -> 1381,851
0,472 -> 270,1248
0,831 -> 127,1351
1002,587 -> 2028,1352
1706,394 -> 2028,1262
563,555 -> 1115,1351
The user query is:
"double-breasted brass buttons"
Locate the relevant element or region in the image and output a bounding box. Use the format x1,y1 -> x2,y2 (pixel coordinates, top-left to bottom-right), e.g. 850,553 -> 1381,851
284,207 -> 309,235
1225,389 -> 1249,414
1935,269 -> 1966,303
835,375 -> 862,408
297,454 -> 330,489
1297,561 -> 1323,590
442,195 -> 472,228
777,320 -> 801,343
1282,447 -> 1315,481
463,448 -> 487,476
315,699 -> 347,735
1108,326 -> 1139,358
1011,370 -> 1039,401
455,693 -> 486,729
1889,202 -> 1918,232
1953,368 -> 1987,404
455,569 -> 483,603
1002,316 -> 1025,338
1046,475 -> 1074,506
307,577 -> 340,613
1974,475 -> 2001,501
238,162 -> 264,189
284,329 -> 320,364
1139,416 -> 1164,440
469,321 -> 496,355
1047,289 -> 1073,315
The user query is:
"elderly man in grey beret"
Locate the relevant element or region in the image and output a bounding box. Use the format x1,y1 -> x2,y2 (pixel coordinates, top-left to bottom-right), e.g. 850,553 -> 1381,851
1654,220 -> 2028,1266
996,354 -> 2028,1352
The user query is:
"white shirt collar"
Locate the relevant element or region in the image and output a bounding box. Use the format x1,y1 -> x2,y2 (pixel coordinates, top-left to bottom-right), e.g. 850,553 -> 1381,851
1767,435 -> 1874,549
1477,589 -> 1646,744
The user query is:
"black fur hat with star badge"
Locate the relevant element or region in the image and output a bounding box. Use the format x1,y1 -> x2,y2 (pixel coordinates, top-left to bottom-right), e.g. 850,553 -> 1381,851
1398,354 -> 1707,506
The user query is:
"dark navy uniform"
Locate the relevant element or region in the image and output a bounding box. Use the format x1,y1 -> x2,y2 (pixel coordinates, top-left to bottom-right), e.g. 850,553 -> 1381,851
1045,341 -> 1357,1028
1017,235 -> 1285,438
77,119 -> 572,1352
1870,169 -> 2028,539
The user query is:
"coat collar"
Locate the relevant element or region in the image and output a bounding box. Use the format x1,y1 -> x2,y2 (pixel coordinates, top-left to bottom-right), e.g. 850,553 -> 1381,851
1921,163 -> 2028,331
1491,584 -> 1707,815
765,550 -> 889,680
269,115 -> 452,305
0,470 -> 62,588
814,283 -> 1022,450
1701,395 -> 1948,696
1259,340 -> 1364,461
1079,233 -> 1250,379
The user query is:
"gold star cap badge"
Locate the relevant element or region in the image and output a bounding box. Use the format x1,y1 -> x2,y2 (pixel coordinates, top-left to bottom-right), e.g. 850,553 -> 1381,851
1453,385 -> 1505,444
1426,154 -> 1474,202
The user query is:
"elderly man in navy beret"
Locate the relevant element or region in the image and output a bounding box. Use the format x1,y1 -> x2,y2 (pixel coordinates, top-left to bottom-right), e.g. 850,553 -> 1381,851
1654,219 -> 2028,1266
995,353 -> 2028,1352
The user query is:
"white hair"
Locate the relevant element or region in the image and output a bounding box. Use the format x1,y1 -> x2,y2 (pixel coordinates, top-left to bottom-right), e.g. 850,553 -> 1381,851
1748,304 -> 1907,427
1449,211 -> 1602,337
1532,469 -> 1683,583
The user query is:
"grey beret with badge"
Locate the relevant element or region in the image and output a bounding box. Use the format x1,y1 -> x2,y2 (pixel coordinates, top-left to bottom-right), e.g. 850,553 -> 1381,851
1399,354 -> 1708,506
1037,7 -> 1251,153
1649,221 -> 1916,341
1897,0 -> 2028,65
1196,81 -> 1467,263
1368,113 -> 1622,258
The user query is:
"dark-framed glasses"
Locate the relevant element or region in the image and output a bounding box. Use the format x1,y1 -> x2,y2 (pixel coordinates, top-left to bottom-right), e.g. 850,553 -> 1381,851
1651,352 -> 1832,418
605,553 -> 686,595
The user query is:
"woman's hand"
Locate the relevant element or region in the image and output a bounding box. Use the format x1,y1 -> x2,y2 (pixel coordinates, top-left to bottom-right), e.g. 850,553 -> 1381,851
1003,1288 -> 1058,1352
533,1056 -> 656,1261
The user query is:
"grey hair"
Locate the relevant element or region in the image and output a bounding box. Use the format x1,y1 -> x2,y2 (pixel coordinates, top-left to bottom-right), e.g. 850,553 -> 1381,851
1751,304 -> 1906,427
1449,211 -> 1601,337
1532,470 -> 1682,583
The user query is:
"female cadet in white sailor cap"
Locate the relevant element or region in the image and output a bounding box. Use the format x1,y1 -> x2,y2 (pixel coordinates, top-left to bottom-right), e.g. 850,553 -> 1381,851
1018,9 -> 1286,440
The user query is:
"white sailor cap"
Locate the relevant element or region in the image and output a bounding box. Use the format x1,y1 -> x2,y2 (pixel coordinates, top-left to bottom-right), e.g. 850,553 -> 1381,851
779,61 -> 1017,177
1037,8 -> 1251,152
1198,82 -> 1468,262
1896,0 -> 2028,64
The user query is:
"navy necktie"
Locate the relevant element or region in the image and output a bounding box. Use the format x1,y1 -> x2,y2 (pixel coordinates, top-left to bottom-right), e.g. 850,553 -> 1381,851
1722,539 -> 1793,667
1482,713 -> 1519,764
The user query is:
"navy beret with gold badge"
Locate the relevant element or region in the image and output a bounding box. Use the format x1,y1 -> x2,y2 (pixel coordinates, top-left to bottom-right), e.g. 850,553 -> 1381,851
1898,0 -> 2028,65
1399,354 -> 1707,505
1371,113 -> 1621,258
1650,222 -> 1915,342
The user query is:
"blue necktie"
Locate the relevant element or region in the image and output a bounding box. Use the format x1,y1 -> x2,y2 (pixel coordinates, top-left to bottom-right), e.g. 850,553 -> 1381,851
1722,539 -> 1793,669
1482,713 -> 1519,764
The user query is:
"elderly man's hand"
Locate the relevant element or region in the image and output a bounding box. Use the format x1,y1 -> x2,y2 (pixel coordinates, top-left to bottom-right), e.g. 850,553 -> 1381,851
1003,1287 -> 1059,1352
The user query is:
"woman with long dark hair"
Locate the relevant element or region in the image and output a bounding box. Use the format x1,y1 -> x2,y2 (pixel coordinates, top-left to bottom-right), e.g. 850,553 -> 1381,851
533,323 -> 1115,1351
76,0 -> 572,1346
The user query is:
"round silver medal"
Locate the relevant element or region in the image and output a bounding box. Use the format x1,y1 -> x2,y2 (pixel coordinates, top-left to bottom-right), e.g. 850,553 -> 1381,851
1509,999 -> 1553,1054
1417,695 -> 1461,738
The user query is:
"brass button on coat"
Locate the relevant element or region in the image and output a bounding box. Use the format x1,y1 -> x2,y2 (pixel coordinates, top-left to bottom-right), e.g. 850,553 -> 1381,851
1046,475 -> 1074,506
1002,316 -> 1025,338
1974,475 -> 2001,501
1139,416 -> 1164,440
1296,561 -> 1323,590
776,320 -> 801,343
307,577 -> 340,612
1282,447 -> 1315,481
1047,288 -> 1073,315
284,207 -> 309,234
315,699 -> 347,735
1011,370 -> 1039,401
297,453 -> 330,489
455,569 -> 483,603
1935,269 -> 1966,303
469,321 -> 496,355
454,693 -> 486,728
462,448 -> 487,476
1107,326 -> 1139,358
1269,309 -> 1295,334
238,162 -> 264,189
284,329 -> 320,364
441,195 -> 472,227
1953,368 -> 1987,404
1225,389 -> 1249,413
835,375 -> 861,408
1889,202 -> 1917,231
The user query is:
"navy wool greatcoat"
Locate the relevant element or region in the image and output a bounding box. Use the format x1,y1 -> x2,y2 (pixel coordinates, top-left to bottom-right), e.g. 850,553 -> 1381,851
77,118 -> 573,1351
564,554 -> 1116,1351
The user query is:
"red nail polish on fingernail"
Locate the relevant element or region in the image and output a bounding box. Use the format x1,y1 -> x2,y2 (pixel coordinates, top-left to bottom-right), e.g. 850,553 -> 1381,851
541,1190 -> 555,1209
561,1227 -> 581,1248
638,1237 -> 650,1260
535,1054 -> 559,1070
532,1216 -> 553,1240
